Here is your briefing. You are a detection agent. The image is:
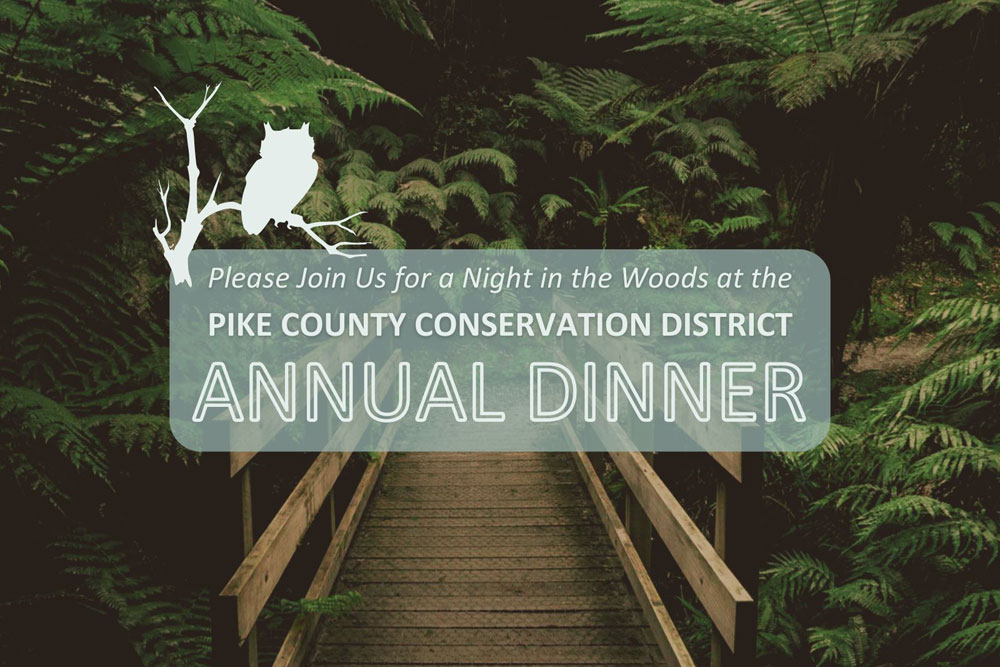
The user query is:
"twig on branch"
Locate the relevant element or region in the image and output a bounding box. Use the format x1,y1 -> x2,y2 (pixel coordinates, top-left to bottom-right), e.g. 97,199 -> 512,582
285,211 -> 369,258
151,84 -> 239,286
152,182 -> 173,254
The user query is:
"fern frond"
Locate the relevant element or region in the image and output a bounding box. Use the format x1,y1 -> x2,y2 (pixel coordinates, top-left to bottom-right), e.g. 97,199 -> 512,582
366,191 -> 404,224
53,528 -> 211,665
398,158 -> 446,186
355,221 -> 406,249
808,616 -> 869,667
922,621 -> 1000,665
537,194 -> 573,221
443,180 -> 491,219
443,233 -> 488,249
278,590 -> 363,618
763,551 -> 836,599
889,350 -> 999,416
930,590 -> 1000,635
440,148 -> 517,185
336,174 -> 379,211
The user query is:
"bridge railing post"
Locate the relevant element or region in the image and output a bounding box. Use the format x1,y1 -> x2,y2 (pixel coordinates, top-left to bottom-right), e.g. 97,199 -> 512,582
625,415 -> 654,570
710,428 -> 763,667
207,442 -> 257,667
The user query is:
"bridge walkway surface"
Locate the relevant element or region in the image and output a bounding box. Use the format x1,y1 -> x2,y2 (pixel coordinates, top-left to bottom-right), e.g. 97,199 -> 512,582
305,452 -> 667,666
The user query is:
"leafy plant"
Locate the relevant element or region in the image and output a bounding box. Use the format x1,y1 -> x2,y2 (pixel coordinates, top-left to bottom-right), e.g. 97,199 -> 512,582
540,172 -> 647,248
513,58 -> 652,144
53,528 -> 212,665
929,202 -> 1000,270
761,290 -> 1000,665
327,126 -> 523,249
277,591 -> 363,618
597,0 -> 1000,118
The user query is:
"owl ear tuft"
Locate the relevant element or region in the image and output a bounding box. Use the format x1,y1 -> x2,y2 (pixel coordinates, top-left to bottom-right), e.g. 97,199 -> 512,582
301,122 -> 310,133
264,122 -> 273,135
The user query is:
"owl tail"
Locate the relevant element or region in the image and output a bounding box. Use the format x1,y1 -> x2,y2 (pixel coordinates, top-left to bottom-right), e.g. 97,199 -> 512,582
241,208 -> 270,236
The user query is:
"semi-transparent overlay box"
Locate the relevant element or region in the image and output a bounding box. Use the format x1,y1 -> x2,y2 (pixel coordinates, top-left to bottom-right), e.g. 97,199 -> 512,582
170,249 -> 830,453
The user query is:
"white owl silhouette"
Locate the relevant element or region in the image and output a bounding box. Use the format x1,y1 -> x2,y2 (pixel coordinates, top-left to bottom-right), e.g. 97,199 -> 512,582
240,122 -> 366,253
241,122 -> 317,234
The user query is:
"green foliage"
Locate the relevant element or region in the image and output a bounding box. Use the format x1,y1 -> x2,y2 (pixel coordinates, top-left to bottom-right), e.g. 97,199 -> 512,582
542,172 -> 647,248
929,202 -> 999,270
326,127 -> 522,247
0,0 -> 415,260
0,3 -> 419,661
651,118 -> 758,181
278,591 -> 363,618
0,253 -> 195,510
54,528 -> 211,665
441,148 -> 518,186
368,0 -> 434,40
513,58 -> 651,141
760,292 -> 1000,666
536,194 -> 573,222
598,0 -> 1000,112
0,383 -> 109,507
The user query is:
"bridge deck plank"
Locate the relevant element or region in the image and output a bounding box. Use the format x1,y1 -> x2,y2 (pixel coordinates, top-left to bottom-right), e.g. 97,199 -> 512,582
305,452 -> 666,666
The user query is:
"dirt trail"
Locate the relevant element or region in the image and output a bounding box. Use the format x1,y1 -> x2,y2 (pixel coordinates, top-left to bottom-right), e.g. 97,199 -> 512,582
844,332 -> 936,378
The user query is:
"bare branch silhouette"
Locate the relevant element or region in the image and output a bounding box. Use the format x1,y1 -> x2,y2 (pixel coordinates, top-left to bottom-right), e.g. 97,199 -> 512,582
151,84 -> 239,285
285,211 -> 369,257
153,85 -> 367,284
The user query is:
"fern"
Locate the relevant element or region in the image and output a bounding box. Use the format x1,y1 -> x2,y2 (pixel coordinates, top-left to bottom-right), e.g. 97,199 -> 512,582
537,194 -> 573,222
329,133 -> 519,247
355,221 -> 406,249
444,233 -> 489,249
906,445 -> 1000,484
367,0 -> 434,40
889,349 -> 999,416
808,617 -> 868,667
441,148 -> 517,185
53,528 -> 211,665
923,621 -> 1000,666
825,569 -> 902,616
0,0 -> 414,258
443,180 -> 491,219
362,125 -> 405,161
929,202 -> 999,270
277,590 -> 363,618
398,157 -> 447,186
514,57 -> 652,140
763,551 -> 837,600
597,0 -> 1000,116
763,290 -> 1000,665
931,590 -> 1000,634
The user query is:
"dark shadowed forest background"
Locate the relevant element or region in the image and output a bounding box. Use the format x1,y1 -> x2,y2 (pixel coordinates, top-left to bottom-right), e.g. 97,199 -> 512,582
1,0 -> 999,665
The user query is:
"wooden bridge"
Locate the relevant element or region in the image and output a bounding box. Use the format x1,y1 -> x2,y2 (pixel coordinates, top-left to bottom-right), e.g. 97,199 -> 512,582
208,306 -> 763,667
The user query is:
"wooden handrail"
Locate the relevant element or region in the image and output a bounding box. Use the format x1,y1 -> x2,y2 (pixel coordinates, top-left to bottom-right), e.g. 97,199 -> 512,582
218,349 -> 401,644
211,310 -> 400,666
550,307 -> 764,664
272,421 -> 400,667
552,294 -> 745,481
562,421 -> 695,667
221,296 -> 401,477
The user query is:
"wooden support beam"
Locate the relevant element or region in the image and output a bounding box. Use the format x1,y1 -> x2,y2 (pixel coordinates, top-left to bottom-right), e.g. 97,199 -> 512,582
208,449 -> 255,667
219,350 -> 401,643
564,422 -> 694,667
626,451 -> 654,569
239,466 -> 258,667
272,422 -> 400,667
